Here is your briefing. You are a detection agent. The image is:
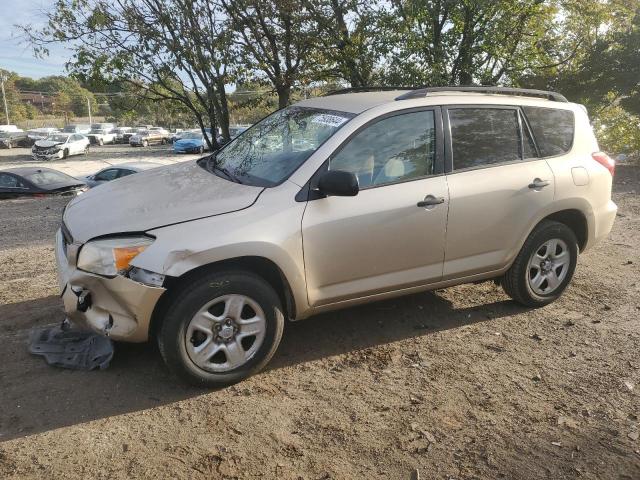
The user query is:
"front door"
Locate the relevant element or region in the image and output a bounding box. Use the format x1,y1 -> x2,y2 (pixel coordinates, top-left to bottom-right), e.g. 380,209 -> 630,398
442,106 -> 555,279
301,108 -> 449,307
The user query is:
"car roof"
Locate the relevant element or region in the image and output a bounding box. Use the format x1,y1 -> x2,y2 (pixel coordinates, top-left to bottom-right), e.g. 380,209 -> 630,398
295,90 -> 409,114
1,167 -> 63,175
293,88 -> 575,114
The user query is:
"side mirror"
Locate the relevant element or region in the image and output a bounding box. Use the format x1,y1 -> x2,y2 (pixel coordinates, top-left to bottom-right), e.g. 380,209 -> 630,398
317,170 -> 359,197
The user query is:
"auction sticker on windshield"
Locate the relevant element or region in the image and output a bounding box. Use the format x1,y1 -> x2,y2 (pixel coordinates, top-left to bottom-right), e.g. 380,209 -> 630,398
311,114 -> 350,127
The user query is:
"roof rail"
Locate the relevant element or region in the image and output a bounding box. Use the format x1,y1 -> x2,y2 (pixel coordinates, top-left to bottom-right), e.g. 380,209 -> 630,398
395,86 -> 568,103
324,86 -> 413,96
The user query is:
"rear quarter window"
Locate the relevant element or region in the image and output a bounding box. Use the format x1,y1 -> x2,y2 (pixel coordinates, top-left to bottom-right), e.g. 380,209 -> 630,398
523,106 -> 574,157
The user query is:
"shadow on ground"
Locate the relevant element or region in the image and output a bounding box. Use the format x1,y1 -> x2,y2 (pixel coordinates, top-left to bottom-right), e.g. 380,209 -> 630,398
0,289 -> 527,441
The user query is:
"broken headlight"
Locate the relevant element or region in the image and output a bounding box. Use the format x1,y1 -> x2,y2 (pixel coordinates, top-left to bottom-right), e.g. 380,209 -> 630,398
77,236 -> 154,276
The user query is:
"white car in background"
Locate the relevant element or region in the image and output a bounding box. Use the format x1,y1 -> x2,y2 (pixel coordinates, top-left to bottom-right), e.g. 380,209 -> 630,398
32,133 -> 90,161
87,123 -> 116,145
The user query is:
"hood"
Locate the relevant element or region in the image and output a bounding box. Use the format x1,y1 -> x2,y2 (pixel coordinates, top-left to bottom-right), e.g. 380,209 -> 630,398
63,161 -> 264,242
35,140 -> 63,148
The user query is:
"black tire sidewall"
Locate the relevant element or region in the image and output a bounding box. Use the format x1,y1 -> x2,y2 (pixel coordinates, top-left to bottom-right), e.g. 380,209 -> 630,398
518,222 -> 578,306
159,270 -> 284,386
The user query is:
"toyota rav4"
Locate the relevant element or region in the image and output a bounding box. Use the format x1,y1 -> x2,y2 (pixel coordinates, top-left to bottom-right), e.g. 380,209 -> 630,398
56,87 -> 617,386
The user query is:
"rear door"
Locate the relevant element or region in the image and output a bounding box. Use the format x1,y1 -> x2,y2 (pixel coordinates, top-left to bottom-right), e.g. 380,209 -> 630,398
443,105 -> 554,279
301,108 -> 449,306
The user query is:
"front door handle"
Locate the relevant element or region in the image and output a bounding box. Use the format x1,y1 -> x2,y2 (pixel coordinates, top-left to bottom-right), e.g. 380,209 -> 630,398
528,178 -> 550,189
417,195 -> 445,208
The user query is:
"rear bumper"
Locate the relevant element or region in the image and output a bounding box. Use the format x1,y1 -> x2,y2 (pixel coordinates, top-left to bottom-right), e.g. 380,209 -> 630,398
584,199 -> 617,252
55,229 -> 165,342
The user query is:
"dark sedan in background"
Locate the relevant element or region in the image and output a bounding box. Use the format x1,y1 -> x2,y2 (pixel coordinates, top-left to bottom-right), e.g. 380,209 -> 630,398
83,161 -> 162,188
0,131 -> 31,149
0,167 -> 87,199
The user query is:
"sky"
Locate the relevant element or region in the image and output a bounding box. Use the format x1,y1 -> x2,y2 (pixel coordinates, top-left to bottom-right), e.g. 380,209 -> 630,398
0,0 -> 70,78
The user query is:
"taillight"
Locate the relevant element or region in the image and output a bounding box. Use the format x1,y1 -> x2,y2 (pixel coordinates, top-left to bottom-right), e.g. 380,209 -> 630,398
592,152 -> 615,176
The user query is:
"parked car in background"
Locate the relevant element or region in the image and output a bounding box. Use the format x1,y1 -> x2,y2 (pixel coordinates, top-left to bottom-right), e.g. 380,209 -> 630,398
112,127 -> 133,143
0,130 -> 30,149
169,129 -> 185,143
27,128 -> 59,144
62,124 -> 91,135
136,124 -> 153,130
87,124 -> 116,145
129,130 -> 168,146
32,133 -> 90,160
121,128 -> 144,144
149,127 -> 170,141
229,125 -> 250,139
84,162 -> 162,188
0,167 -> 86,199
173,131 -> 210,154
55,87 -> 617,387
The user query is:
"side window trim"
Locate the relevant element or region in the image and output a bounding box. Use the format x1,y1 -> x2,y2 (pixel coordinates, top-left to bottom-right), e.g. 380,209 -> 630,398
519,108 -> 541,158
444,104 -> 541,175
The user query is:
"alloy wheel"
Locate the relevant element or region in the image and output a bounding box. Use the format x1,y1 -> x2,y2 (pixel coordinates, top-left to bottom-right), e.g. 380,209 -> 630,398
185,294 -> 266,373
527,238 -> 570,295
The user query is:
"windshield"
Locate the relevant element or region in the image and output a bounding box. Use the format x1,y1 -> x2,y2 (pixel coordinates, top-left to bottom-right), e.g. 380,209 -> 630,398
62,126 -> 77,133
47,135 -> 69,143
25,170 -> 78,186
203,107 -> 354,187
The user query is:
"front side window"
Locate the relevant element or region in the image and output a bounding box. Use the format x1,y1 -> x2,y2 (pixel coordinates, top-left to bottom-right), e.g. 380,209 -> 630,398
204,107 -> 355,187
329,110 -> 436,188
449,108 -> 521,170
523,106 -> 574,157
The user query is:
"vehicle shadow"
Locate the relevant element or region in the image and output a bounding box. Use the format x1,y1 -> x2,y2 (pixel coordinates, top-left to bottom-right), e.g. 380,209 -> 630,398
0,290 -> 527,442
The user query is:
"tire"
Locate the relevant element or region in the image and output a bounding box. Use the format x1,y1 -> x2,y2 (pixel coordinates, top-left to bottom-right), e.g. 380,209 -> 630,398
161,138 -> 166,145
158,270 -> 285,387
501,220 -> 578,308
98,139 -> 104,146
198,146 -> 204,154
63,148 -> 69,159
84,146 -> 89,155
6,142 -> 12,149
143,140 -> 148,147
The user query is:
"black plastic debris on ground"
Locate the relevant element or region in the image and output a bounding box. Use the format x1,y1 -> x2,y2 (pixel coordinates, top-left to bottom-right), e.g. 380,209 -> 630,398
29,324 -> 114,370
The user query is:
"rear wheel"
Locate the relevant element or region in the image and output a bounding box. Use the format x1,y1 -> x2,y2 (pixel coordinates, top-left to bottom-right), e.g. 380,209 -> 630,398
502,220 -> 578,307
158,270 -> 284,387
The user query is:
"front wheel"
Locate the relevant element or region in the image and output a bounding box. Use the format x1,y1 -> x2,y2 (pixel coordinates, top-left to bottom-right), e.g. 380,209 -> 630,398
502,220 -> 578,307
63,148 -> 69,159
158,270 -> 285,387
142,140 -> 148,147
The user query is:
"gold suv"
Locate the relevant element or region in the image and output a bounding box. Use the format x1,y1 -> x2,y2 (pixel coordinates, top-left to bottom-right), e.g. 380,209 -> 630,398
56,87 -> 617,385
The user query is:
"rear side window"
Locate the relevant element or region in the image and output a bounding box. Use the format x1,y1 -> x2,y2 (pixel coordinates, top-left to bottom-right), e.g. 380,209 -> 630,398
522,107 -> 574,157
449,108 -> 521,170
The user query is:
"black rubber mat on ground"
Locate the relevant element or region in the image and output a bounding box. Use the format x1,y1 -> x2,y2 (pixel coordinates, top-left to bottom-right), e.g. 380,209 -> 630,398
29,324 -> 114,370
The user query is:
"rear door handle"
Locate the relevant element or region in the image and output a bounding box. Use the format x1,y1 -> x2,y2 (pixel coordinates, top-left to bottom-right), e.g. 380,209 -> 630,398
528,178 -> 550,189
417,195 -> 445,208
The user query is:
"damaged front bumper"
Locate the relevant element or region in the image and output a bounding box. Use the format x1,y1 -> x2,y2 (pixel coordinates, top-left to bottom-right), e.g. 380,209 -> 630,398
55,229 -> 165,342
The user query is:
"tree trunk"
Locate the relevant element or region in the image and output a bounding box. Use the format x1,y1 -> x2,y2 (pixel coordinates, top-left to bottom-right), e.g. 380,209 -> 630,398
276,83 -> 291,109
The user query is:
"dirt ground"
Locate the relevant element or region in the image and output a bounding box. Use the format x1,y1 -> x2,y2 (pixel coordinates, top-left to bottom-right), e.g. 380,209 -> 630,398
0,165 -> 638,480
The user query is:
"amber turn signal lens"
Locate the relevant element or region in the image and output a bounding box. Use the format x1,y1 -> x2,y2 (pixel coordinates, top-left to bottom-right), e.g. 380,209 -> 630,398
113,246 -> 148,272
